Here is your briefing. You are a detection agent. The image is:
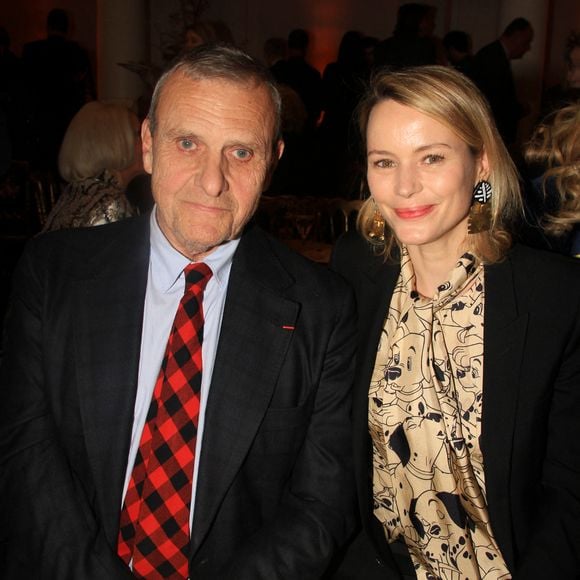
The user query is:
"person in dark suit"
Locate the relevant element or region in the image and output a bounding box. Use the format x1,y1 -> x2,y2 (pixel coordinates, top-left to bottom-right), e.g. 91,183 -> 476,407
373,3 -> 438,71
473,18 -> 534,147
443,30 -> 476,80
271,29 -> 323,132
331,66 -> 580,578
21,8 -> 94,171
0,44 -> 357,579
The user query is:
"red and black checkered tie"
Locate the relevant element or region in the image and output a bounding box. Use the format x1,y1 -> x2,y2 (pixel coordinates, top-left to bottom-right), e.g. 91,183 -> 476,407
117,262 -> 213,579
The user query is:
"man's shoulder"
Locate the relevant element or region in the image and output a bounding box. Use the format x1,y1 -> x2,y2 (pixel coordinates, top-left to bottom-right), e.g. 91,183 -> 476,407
22,39 -> 46,58
238,225 -> 352,297
475,40 -> 504,62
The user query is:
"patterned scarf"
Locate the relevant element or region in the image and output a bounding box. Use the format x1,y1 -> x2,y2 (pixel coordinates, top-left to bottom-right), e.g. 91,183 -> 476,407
369,247 -> 510,579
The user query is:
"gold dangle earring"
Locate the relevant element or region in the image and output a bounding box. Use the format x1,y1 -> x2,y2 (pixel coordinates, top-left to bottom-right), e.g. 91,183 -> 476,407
369,198 -> 386,242
468,180 -> 493,234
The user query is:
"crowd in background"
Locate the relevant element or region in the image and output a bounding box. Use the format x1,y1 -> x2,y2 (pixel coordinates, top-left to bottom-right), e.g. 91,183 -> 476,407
0,5 -> 579,323
0,6 -> 579,578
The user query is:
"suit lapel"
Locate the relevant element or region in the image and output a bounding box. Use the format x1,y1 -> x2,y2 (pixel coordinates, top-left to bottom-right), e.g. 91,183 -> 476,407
353,254 -> 399,516
74,218 -> 150,545
191,227 -> 299,554
481,255 -> 528,569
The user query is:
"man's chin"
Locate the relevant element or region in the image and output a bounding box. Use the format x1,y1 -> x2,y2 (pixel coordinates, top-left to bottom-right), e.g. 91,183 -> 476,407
178,232 -> 238,261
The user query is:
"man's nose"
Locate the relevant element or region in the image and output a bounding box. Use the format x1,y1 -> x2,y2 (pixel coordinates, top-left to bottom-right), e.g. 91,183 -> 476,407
396,164 -> 421,198
198,153 -> 226,196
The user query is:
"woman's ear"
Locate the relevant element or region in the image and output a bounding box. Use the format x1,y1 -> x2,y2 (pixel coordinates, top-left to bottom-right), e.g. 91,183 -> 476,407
477,148 -> 490,181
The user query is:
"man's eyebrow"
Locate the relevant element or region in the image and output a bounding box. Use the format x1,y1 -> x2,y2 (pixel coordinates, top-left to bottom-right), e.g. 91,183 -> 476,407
162,128 -> 197,139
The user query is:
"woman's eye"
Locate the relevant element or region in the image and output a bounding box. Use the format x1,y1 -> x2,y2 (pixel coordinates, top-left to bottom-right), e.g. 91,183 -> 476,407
424,154 -> 444,164
233,148 -> 252,160
373,159 -> 394,169
179,138 -> 195,150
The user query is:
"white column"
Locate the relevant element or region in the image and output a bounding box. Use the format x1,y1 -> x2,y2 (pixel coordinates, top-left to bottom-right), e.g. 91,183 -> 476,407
97,0 -> 149,103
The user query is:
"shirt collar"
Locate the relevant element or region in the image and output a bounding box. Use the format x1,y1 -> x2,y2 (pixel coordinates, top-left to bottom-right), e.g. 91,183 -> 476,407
149,206 -> 240,293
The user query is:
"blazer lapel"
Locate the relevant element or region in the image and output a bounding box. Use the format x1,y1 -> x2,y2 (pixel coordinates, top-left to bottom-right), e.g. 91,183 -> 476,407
481,255 -> 529,569
74,219 -> 150,545
190,227 -> 299,554
353,254 -> 399,516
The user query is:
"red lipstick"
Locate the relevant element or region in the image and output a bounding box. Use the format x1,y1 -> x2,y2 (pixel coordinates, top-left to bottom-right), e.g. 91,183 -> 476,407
394,206 -> 434,219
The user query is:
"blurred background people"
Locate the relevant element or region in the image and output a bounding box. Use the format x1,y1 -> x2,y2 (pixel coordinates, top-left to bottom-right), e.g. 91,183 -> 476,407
521,102 -> 580,256
473,17 -> 534,148
374,3 -> 439,70
541,31 -> 580,118
21,8 -> 94,172
567,31 -> 580,90
42,101 -> 144,232
443,30 -> 475,79
182,21 -> 218,51
318,30 -> 369,198
271,28 -> 322,133
263,36 -> 287,71
0,26 -> 23,163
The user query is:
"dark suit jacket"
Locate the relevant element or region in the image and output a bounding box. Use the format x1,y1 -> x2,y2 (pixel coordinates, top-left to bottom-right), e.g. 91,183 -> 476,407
331,233 -> 580,578
473,40 -> 523,144
0,216 -> 357,579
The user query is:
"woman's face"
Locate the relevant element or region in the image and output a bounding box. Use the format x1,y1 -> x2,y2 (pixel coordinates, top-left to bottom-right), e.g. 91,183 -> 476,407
366,99 -> 488,255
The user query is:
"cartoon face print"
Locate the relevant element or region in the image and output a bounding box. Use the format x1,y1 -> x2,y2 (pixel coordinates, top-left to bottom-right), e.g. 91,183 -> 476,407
384,332 -> 434,416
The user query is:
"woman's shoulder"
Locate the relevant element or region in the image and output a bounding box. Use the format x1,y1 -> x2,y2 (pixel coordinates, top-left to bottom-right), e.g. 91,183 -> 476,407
505,243 -> 580,292
509,242 -> 579,269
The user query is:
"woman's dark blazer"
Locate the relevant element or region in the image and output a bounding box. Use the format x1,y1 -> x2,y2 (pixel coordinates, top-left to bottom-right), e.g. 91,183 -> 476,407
331,233 -> 580,579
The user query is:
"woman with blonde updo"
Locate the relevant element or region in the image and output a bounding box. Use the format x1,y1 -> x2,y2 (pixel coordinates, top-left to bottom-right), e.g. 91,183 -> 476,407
43,101 -> 143,232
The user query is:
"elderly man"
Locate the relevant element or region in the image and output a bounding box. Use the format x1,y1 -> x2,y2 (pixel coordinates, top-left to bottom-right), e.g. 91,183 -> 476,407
0,44 -> 356,579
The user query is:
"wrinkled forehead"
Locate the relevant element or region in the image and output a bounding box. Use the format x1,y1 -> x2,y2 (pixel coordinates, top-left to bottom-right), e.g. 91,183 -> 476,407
156,70 -> 280,140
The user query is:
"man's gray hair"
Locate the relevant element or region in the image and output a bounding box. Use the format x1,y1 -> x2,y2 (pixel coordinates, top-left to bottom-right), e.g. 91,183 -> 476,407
148,43 -> 282,144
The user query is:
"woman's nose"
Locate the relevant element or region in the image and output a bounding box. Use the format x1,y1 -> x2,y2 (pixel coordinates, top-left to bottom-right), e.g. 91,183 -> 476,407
396,165 -> 422,198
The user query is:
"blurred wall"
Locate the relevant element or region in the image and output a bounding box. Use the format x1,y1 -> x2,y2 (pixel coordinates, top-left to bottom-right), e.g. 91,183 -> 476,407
2,0 -> 579,132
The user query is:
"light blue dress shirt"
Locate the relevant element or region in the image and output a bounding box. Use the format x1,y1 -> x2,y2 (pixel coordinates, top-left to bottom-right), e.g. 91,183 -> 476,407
122,209 -> 239,530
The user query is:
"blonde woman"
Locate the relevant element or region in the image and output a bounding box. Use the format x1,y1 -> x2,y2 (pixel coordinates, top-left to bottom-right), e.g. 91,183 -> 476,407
43,101 -> 143,231
331,66 -> 580,578
523,103 -> 580,256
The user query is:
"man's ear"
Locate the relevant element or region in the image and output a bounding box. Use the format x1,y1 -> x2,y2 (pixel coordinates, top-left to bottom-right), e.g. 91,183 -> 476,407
263,139 -> 285,191
141,118 -> 153,175
276,138 -> 285,161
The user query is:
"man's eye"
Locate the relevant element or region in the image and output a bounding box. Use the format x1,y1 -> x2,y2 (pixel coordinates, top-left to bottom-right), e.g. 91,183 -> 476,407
233,148 -> 252,160
179,138 -> 195,150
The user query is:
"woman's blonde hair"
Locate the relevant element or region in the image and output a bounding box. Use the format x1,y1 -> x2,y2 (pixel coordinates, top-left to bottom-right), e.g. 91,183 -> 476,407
58,101 -> 139,183
356,65 -> 522,263
524,103 -> 580,236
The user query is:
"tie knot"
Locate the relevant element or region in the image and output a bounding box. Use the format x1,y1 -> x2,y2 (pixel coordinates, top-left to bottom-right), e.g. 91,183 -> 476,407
183,262 -> 213,293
